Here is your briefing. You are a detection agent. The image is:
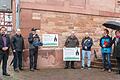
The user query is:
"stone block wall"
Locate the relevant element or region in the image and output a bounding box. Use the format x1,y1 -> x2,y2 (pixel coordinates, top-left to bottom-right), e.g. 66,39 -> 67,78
11,0 -> 120,68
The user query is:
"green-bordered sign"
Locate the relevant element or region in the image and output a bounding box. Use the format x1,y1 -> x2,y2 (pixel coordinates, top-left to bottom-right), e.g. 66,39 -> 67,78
63,48 -> 80,61
42,34 -> 58,46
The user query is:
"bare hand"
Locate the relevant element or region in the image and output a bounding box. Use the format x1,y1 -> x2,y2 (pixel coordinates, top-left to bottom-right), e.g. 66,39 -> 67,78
103,45 -> 106,47
23,50 -> 25,52
33,34 -> 36,37
13,50 -> 16,52
2,47 -> 8,51
85,46 -> 87,49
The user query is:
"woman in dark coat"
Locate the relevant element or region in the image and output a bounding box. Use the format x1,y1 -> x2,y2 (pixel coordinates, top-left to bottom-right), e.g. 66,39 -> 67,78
112,30 -> 120,74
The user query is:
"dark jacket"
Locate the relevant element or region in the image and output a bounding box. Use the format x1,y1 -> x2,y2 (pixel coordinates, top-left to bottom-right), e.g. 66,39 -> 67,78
81,37 -> 93,51
11,34 -> 25,51
0,34 -> 11,53
100,35 -> 112,53
28,33 -> 40,49
65,35 -> 79,47
112,37 -> 120,58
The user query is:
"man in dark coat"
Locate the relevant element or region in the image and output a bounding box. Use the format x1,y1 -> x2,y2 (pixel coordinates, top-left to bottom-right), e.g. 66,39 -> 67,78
11,29 -> 25,72
64,31 -> 79,69
112,30 -> 120,74
0,27 -> 10,76
81,32 -> 93,70
100,29 -> 112,72
28,28 -> 40,71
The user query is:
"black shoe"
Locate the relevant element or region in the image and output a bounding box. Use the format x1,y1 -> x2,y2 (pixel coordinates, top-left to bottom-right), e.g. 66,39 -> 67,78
34,68 -> 39,70
3,73 -> 10,76
71,67 -> 75,69
64,67 -> 68,69
30,68 -> 34,72
19,68 -> 24,71
14,68 -> 19,72
116,70 -> 120,74
14,69 -> 19,72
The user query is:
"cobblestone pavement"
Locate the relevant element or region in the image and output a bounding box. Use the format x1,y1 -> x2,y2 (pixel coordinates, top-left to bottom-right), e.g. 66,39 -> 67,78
0,67 -> 120,80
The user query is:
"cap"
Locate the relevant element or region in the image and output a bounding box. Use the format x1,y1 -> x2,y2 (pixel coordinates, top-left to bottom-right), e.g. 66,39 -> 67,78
16,29 -> 21,32
31,28 -> 37,31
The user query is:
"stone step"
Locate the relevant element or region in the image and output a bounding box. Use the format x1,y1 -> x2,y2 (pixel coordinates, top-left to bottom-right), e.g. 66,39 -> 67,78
95,58 -> 117,63
92,61 -> 117,67
91,65 -> 117,71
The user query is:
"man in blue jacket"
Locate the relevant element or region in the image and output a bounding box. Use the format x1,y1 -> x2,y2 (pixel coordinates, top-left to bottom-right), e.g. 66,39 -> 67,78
100,29 -> 112,72
81,32 -> 93,70
28,28 -> 40,71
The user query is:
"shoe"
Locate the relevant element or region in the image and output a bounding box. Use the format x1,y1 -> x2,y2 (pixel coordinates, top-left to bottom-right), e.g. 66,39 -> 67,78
30,68 -> 34,72
88,67 -> 91,70
81,66 -> 85,70
34,68 -> 39,70
3,73 -> 10,76
19,69 -> 24,71
14,69 -> 19,72
19,68 -> 24,71
14,68 -> 19,72
116,70 -> 120,74
71,67 -> 75,69
64,67 -> 68,69
102,68 -> 106,71
108,69 -> 112,73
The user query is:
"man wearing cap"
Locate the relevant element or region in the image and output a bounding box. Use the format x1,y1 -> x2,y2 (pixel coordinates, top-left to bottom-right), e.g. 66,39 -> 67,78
64,31 -> 79,69
11,29 -> 25,72
28,28 -> 40,71
0,27 -> 10,76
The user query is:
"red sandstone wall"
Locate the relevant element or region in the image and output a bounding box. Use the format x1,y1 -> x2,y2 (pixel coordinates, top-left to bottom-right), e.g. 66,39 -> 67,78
11,0 -> 120,69
20,0 -> 120,17
20,9 -> 120,69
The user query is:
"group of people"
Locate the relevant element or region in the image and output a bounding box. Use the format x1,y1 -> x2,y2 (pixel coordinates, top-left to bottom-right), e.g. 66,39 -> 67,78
100,29 -> 120,74
64,29 -> 120,74
0,27 -> 41,76
0,26 -> 120,76
64,31 -> 93,70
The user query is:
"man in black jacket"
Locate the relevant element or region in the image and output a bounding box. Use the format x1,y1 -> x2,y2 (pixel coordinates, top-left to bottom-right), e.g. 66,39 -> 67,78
28,28 -> 40,71
0,27 -> 10,76
81,32 -> 93,70
11,29 -> 25,72
64,31 -> 79,69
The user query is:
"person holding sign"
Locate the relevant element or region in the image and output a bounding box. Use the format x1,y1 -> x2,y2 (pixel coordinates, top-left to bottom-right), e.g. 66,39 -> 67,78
81,32 -> 93,70
64,31 -> 79,69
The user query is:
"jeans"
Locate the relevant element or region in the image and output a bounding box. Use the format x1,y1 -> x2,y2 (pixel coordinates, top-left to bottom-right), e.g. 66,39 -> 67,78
13,51 -> 23,70
82,50 -> 91,67
29,47 -> 38,69
102,53 -> 111,70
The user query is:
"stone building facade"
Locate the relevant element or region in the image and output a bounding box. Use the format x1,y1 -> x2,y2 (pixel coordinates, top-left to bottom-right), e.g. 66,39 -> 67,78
12,0 -> 120,68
